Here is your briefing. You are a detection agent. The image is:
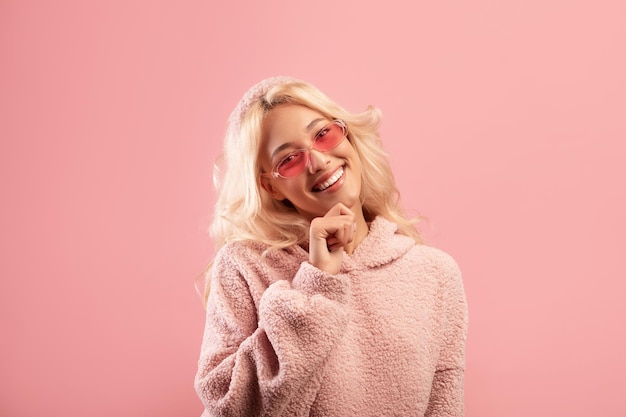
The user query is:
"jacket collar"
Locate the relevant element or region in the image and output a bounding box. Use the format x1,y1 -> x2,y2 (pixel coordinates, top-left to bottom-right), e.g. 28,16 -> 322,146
293,216 -> 416,272
340,216 -> 416,271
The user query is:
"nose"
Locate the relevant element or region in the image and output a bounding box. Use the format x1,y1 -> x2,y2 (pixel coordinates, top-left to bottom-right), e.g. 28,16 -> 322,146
307,148 -> 330,173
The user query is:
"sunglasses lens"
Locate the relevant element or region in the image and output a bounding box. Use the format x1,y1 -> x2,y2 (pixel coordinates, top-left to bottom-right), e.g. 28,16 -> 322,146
276,150 -> 308,178
314,122 -> 345,151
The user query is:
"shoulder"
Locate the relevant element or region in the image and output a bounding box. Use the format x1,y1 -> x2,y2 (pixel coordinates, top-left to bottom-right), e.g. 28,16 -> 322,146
214,239 -> 306,276
413,244 -> 459,267
215,239 -> 267,263
213,240 -> 269,273
409,244 -> 462,282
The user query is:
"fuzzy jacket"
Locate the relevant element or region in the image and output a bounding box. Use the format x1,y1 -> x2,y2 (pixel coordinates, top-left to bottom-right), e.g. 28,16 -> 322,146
195,216 -> 468,417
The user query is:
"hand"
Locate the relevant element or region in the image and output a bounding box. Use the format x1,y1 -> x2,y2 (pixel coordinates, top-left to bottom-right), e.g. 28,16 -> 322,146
308,203 -> 356,274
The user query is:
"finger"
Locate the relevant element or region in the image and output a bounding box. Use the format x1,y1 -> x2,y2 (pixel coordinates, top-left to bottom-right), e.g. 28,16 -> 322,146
328,242 -> 344,252
333,224 -> 348,245
346,221 -> 356,244
324,202 -> 351,218
313,217 -> 346,237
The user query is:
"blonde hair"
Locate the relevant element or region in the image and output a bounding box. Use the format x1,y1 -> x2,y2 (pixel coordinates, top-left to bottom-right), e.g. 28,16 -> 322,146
202,77 -> 421,300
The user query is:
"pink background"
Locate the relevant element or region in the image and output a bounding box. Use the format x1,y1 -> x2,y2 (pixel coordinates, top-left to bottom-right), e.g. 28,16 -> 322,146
2,1 -> 625,416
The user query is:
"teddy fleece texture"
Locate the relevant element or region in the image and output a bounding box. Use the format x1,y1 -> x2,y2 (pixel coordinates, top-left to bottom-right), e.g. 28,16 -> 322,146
195,216 -> 468,417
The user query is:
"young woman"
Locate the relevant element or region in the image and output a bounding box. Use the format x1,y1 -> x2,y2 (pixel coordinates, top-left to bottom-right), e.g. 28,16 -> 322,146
195,76 -> 468,417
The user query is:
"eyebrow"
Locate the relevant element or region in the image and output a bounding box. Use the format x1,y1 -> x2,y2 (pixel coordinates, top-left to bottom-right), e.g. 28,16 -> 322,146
270,118 -> 327,160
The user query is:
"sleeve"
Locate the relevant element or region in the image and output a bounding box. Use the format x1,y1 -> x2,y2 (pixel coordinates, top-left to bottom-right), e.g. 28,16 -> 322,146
194,248 -> 350,417
424,255 -> 469,417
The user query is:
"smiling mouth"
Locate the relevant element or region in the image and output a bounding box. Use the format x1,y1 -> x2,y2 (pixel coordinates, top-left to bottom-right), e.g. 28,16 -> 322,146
313,166 -> 344,192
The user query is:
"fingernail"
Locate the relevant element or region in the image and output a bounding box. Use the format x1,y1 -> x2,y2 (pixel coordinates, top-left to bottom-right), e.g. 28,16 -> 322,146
353,222 -> 357,232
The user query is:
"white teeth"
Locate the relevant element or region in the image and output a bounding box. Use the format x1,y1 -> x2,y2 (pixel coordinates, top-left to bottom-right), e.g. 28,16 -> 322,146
317,167 -> 344,191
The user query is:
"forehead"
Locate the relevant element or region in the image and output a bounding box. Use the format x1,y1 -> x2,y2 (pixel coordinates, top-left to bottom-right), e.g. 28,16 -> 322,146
261,105 -> 328,151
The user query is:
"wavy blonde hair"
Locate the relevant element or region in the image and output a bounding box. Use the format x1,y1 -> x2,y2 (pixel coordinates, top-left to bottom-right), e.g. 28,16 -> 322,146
202,77 -> 421,300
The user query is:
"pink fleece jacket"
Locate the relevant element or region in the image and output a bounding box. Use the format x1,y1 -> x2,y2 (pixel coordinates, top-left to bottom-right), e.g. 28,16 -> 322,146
195,216 -> 468,416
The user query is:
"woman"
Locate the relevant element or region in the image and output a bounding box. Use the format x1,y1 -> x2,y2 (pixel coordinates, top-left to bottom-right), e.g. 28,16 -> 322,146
195,76 -> 468,417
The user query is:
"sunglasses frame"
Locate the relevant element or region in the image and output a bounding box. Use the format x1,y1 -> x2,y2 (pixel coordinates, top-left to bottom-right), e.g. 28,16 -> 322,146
261,119 -> 348,179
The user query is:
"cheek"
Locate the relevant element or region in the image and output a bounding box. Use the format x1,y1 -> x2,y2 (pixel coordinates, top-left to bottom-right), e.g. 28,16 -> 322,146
348,147 -> 363,171
278,178 -> 305,198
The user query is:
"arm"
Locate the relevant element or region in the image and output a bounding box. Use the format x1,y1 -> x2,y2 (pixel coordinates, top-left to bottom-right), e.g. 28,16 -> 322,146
425,255 -> 469,417
195,247 -> 350,417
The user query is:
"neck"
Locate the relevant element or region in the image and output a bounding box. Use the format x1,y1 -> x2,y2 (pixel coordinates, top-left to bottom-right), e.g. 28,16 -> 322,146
344,209 -> 369,255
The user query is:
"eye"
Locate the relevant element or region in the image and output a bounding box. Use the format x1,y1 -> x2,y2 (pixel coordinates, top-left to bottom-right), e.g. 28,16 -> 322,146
315,126 -> 331,143
276,150 -> 305,171
313,122 -> 343,150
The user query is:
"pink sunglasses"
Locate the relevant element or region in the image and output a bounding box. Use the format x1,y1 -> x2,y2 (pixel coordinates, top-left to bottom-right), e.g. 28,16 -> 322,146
261,119 -> 348,179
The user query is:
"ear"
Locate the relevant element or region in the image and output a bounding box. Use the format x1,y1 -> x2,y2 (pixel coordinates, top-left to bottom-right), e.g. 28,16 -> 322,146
259,176 -> 286,201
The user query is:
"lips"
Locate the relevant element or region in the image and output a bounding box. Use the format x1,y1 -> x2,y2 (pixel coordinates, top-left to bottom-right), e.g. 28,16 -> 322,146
312,166 -> 344,192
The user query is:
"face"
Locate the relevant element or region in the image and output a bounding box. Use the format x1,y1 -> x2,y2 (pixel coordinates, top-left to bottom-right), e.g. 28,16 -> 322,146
259,104 -> 363,221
